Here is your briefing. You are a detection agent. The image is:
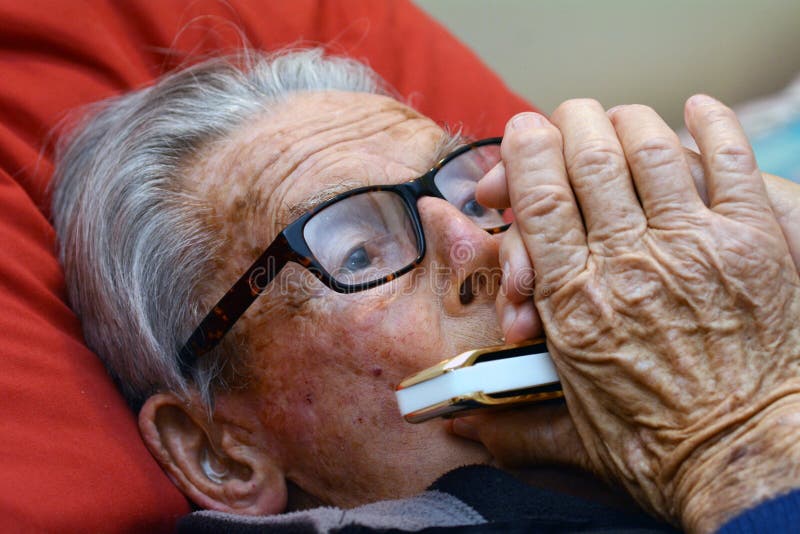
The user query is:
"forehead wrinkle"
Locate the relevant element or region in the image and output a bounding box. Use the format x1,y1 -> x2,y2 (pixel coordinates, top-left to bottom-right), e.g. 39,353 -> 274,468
196,92 -> 419,208
184,101 -> 417,267
275,128 -> 466,230
262,117 -> 441,238
196,91 -> 458,269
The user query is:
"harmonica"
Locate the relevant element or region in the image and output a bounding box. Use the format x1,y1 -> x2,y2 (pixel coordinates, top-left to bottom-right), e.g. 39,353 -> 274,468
395,339 -> 563,423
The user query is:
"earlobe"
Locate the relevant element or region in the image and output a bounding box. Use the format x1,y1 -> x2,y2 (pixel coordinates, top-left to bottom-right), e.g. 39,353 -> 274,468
138,392 -> 287,515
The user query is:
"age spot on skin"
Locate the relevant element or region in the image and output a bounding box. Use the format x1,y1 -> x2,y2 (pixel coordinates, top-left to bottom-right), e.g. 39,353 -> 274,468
371,367 -> 383,378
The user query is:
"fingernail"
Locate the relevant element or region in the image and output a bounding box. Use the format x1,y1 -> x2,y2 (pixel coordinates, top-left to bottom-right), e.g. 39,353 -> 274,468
511,112 -> 546,130
501,303 -> 518,335
606,105 -> 623,116
688,94 -> 718,107
451,417 -> 480,441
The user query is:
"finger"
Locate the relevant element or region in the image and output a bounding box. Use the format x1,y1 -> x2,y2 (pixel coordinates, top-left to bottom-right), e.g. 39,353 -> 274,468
503,112 -> 588,293
761,172 -> 800,270
684,94 -> 779,233
683,149 -> 800,270
682,148 -> 710,205
609,105 -> 705,224
499,224 -> 535,304
448,403 -> 591,471
476,161 -> 510,209
496,290 -> 541,343
550,99 -> 646,251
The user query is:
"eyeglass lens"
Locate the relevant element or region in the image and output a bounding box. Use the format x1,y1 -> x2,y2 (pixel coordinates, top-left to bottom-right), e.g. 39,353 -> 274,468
303,190 -> 419,286
302,144 -> 503,286
434,143 -> 505,230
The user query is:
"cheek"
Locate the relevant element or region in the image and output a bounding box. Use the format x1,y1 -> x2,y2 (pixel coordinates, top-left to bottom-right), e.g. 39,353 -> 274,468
280,290 -> 445,421
247,285 -> 448,450
310,291 -> 444,383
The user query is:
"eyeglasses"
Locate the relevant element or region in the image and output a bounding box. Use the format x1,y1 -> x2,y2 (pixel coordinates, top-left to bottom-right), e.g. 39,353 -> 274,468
178,137 -> 507,374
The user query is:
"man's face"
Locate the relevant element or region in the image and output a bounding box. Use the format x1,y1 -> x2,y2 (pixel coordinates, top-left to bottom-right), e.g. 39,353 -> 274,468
192,91 -> 510,507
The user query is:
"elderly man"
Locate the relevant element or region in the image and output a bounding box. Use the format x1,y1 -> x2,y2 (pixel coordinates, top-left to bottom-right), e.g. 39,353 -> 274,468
52,49 -> 800,532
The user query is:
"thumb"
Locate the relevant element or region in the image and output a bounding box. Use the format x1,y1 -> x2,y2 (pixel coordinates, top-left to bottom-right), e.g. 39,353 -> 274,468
448,403 -> 592,473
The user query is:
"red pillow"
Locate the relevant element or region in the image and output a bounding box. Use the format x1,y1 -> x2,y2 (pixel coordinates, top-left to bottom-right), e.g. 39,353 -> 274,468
0,1 -> 534,530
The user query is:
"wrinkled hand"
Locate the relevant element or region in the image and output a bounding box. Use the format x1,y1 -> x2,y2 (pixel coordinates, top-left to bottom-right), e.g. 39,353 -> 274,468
454,97 -> 800,532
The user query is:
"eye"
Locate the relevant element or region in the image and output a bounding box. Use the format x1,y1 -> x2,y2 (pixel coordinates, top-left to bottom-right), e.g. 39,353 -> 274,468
343,246 -> 372,272
461,198 -> 486,218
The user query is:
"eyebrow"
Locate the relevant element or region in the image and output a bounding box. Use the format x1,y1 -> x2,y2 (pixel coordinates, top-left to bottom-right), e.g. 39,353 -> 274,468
286,181 -> 362,221
283,130 -> 467,223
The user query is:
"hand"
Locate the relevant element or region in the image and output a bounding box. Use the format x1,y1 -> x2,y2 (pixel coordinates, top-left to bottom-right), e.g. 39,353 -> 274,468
454,97 -> 800,532
480,130 -> 800,345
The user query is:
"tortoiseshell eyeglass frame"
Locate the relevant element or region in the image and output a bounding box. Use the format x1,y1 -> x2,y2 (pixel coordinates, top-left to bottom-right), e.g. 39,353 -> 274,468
178,137 -> 507,375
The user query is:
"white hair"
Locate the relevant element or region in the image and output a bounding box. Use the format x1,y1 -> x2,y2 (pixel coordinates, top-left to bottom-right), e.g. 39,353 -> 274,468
51,49 -> 390,410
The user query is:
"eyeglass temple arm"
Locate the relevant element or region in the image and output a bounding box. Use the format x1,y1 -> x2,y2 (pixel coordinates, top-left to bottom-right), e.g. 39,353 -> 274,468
178,233 -> 292,375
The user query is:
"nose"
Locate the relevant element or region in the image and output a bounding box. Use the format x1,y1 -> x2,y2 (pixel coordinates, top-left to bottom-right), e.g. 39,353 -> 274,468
417,197 -> 501,314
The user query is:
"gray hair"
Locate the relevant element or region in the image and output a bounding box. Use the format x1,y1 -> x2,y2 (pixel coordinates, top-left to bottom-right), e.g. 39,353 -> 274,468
51,49 -> 390,411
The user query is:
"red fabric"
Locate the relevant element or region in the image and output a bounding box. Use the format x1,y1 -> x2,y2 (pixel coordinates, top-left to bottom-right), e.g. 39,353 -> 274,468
0,1 -> 534,531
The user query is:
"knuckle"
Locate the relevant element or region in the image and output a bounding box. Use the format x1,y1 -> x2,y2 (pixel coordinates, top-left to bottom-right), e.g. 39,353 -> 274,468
505,125 -> 562,158
513,183 -> 574,222
609,104 -> 661,127
627,103 -> 655,114
627,136 -> 681,173
615,103 -> 654,117
568,139 -> 626,185
555,98 -> 602,117
551,98 -> 605,124
709,143 -> 757,175
700,104 -> 734,126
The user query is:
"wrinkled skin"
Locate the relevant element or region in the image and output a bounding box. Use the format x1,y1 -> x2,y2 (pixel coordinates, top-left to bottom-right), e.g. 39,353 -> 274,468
458,96 -> 800,532
140,91 -> 502,515
139,89 -> 800,526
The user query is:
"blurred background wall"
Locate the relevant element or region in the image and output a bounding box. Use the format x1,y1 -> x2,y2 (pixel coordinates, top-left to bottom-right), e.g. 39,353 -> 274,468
415,0 -> 800,129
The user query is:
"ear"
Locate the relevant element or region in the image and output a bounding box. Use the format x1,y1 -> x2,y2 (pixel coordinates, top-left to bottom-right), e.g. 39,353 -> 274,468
139,392 -> 287,515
